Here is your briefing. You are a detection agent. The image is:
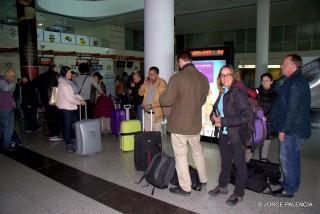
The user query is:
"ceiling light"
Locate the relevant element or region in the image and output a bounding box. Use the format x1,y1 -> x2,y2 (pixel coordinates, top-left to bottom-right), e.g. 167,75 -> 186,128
38,23 -> 43,26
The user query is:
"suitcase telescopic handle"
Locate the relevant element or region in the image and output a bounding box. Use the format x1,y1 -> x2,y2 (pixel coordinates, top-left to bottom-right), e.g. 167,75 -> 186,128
142,108 -> 153,131
124,104 -> 131,120
79,104 -> 88,120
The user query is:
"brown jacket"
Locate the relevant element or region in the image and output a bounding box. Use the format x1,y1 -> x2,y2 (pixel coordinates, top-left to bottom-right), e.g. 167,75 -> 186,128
160,63 -> 209,135
139,77 -> 167,122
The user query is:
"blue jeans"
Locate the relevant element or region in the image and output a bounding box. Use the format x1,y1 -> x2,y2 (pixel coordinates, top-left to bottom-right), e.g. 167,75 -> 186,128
0,109 -> 14,148
279,135 -> 304,195
136,105 -> 143,122
61,110 -> 78,145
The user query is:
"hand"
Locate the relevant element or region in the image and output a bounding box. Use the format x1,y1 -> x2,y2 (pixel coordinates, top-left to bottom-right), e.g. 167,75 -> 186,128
215,122 -> 222,128
143,79 -> 149,86
21,77 -> 28,83
278,132 -> 286,143
80,100 -> 86,105
211,115 -> 221,124
143,104 -> 152,111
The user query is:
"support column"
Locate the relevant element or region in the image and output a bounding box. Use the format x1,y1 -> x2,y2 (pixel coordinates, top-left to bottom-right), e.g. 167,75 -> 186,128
144,0 -> 174,82
16,0 -> 39,80
255,0 -> 270,87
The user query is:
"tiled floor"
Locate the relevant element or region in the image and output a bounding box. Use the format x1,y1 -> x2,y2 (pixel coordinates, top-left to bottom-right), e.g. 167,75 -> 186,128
0,126 -> 319,214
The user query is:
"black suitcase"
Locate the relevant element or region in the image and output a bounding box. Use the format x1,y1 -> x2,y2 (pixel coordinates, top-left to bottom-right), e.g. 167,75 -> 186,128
230,159 -> 281,193
134,131 -> 162,171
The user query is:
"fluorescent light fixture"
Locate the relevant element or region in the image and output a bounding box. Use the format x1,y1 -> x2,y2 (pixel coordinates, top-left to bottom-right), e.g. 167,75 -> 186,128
38,23 -> 43,26
238,65 -> 281,69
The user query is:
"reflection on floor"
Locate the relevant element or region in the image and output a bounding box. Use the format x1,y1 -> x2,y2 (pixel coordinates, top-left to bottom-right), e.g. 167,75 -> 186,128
0,128 -> 319,214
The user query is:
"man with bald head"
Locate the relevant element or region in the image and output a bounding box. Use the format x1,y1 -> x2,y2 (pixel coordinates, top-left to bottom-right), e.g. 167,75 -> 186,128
0,69 -> 16,151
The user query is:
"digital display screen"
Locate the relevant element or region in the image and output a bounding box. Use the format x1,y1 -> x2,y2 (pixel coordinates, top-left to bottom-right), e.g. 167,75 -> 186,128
193,60 -> 226,137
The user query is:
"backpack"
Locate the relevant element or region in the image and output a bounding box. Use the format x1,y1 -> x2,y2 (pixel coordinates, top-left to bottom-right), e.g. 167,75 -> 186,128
137,153 -> 175,195
243,98 -> 268,146
231,88 -> 267,147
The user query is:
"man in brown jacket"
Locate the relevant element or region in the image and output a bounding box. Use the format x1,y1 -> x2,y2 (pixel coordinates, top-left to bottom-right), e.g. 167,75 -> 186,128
160,50 -> 209,195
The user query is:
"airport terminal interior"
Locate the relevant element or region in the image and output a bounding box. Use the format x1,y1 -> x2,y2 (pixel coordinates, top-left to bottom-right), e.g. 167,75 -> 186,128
0,0 -> 320,214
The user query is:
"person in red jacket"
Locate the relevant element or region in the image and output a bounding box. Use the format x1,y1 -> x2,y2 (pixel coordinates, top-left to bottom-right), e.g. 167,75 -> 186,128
93,72 -> 114,133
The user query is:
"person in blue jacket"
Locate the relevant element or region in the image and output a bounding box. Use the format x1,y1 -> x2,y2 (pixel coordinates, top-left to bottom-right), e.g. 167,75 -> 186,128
271,54 -> 311,198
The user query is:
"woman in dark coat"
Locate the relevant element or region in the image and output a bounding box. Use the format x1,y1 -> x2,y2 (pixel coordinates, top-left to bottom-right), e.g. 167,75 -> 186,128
209,65 -> 254,206
257,73 -> 277,161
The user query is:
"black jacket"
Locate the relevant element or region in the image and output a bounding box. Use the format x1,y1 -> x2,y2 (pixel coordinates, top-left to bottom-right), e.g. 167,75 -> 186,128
270,70 -> 311,139
130,79 -> 144,106
211,81 -> 254,144
257,85 -> 277,119
34,69 -> 59,105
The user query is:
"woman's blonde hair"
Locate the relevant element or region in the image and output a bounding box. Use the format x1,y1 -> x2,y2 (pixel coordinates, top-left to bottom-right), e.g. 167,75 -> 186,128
217,64 -> 235,94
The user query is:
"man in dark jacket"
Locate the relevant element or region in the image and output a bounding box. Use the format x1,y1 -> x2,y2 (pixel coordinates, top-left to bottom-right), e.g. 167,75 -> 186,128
34,64 -> 62,141
160,50 -> 209,195
271,54 -> 311,198
21,73 -> 39,133
129,71 -> 144,120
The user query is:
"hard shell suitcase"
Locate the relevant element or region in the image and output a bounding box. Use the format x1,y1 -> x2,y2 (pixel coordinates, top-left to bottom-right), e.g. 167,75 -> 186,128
75,105 -> 102,155
120,105 -> 141,152
134,109 -> 162,171
111,105 -> 126,137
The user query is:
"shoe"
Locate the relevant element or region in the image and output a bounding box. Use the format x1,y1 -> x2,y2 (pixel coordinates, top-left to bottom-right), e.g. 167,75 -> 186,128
271,187 -> 284,195
66,144 -> 75,153
32,126 -> 41,133
0,145 -> 16,152
49,136 -> 63,141
169,187 -> 191,196
208,185 -> 228,197
226,194 -> 243,206
192,184 -> 202,191
272,189 -> 294,198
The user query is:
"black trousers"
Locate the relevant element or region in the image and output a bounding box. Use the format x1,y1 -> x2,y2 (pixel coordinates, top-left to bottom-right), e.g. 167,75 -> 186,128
45,105 -> 62,137
80,100 -> 93,119
22,106 -> 38,131
218,134 -> 247,197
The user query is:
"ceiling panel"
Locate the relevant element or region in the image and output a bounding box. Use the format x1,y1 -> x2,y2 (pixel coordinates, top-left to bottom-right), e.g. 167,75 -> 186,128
0,0 -> 319,36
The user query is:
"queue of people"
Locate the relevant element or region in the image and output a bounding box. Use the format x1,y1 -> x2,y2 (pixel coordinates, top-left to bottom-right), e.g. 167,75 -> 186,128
0,52 -> 311,206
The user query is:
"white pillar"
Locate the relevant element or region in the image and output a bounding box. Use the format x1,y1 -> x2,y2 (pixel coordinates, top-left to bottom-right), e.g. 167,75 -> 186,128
255,0 -> 270,87
144,0 -> 174,82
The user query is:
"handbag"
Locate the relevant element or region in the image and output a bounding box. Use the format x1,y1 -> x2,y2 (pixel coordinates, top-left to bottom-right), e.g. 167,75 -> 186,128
48,87 -> 58,106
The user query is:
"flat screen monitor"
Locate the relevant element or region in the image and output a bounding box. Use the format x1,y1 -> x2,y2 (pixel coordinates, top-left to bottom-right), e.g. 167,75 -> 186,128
193,59 -> 226,138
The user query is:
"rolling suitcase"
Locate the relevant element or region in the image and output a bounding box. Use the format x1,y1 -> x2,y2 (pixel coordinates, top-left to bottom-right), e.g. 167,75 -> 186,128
120,105 -> 142,152
75,104 -> 102,155
111,104 -> 126,137
134,109 -> 162,171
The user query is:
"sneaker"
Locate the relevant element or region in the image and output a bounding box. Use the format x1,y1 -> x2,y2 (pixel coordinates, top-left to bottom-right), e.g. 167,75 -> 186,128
226,194 -> 243,206
208,185 -> 228,197
49,136 -> 63,141
66,144 -> 75,153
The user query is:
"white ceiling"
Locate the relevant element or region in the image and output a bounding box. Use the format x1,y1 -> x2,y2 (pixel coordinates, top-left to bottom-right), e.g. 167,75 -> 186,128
0,0 -> 319,35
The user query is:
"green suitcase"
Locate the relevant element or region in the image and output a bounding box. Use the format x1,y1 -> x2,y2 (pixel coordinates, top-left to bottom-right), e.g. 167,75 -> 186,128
120,119 -> 141,152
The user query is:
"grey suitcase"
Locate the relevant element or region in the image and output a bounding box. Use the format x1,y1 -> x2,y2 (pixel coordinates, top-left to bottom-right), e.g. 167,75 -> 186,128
75,104 -> 102,155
